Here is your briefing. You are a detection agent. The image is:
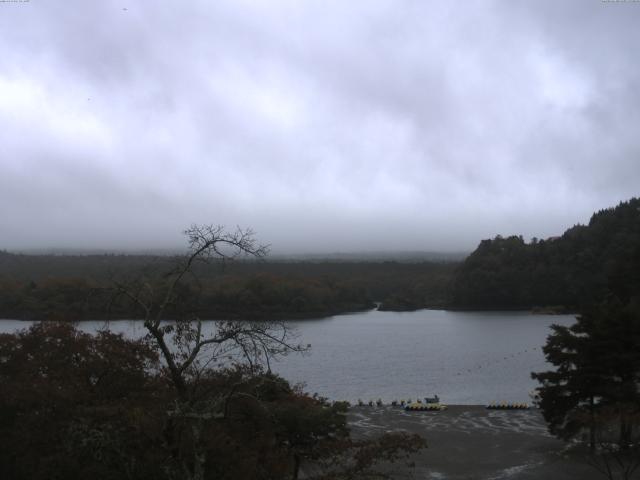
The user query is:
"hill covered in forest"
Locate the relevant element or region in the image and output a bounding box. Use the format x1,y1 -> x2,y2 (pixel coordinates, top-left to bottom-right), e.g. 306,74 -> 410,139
2,198 -> 638,319
0,252 -> 455,321
451,198 -> 640,310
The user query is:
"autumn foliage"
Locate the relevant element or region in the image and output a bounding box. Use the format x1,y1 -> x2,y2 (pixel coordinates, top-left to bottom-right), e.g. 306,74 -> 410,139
0,323 -> 425,479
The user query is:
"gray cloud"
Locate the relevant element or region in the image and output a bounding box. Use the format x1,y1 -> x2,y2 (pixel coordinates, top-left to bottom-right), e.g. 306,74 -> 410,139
1,0 -> 639,253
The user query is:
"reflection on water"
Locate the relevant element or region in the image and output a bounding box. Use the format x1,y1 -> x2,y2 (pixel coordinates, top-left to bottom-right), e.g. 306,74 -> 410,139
0,309 -> 575,404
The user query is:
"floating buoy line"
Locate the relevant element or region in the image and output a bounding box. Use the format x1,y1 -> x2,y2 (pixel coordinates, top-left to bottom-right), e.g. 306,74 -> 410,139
404,402 -> 447,411
486,402 -> 530,410
452,347 -> 539,378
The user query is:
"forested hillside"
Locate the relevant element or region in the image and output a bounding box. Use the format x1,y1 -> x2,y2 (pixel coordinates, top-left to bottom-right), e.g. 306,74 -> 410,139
451,198 -> 640,310
3,198 -> 638,318
0,253 -> 455,320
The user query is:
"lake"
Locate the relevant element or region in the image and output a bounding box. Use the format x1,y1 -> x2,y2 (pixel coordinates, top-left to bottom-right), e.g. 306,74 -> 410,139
0,309 -> 575,405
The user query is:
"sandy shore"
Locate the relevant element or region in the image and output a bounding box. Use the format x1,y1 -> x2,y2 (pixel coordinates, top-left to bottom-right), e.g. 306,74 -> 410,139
347,405 -> 602,480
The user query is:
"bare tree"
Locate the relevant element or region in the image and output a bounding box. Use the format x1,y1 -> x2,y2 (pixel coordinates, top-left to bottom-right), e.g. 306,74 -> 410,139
110,225 -> 308,480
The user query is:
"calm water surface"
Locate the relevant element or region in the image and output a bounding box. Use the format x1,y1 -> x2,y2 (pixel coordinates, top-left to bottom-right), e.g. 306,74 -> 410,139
0,309 -> 575,404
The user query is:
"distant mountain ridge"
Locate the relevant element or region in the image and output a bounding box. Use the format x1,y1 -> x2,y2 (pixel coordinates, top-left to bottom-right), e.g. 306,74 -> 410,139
451,197 -> 640,310
4,248 -> 467,263
269,251 -> 468,263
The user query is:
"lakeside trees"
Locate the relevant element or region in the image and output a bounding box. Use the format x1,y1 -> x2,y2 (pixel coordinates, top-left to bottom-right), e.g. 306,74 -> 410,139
0,253 -> 456,321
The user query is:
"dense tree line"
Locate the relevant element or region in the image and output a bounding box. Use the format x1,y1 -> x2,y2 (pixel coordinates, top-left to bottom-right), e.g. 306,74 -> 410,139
0,253 -> 456,320
2,197 -> 639,318
452,198 -> 640,310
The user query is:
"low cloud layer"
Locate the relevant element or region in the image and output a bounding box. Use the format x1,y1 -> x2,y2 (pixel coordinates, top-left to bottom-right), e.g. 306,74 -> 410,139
1,0 -> 639,253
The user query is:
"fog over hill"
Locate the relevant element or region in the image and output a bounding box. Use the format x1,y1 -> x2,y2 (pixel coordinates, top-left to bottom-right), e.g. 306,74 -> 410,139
5,248 -> 467,263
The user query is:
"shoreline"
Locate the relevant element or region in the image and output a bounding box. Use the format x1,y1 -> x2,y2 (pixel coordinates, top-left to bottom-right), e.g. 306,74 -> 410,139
0,305 -> 577,323
346,405 -> 600,479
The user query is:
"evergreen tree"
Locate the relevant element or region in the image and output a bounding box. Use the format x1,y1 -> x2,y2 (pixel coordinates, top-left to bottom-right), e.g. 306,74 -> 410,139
532,298 -> 640,451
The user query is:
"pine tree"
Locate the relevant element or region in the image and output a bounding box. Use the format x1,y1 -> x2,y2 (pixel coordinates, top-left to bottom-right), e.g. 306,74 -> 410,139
532,298 -> 640,451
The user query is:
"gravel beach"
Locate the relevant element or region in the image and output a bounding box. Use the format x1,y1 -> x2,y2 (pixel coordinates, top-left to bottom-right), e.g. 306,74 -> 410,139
347,405 -> 602,480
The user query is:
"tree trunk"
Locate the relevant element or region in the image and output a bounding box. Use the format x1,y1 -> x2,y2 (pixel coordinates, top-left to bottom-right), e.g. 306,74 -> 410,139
619,415 -> 631,450
192,422 -> 206,480
292,453 -> 300,480
589,395 -> 596,453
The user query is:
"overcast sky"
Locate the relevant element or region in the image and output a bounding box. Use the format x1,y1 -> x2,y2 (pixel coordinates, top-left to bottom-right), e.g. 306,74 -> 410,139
1,0 -> 639,253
